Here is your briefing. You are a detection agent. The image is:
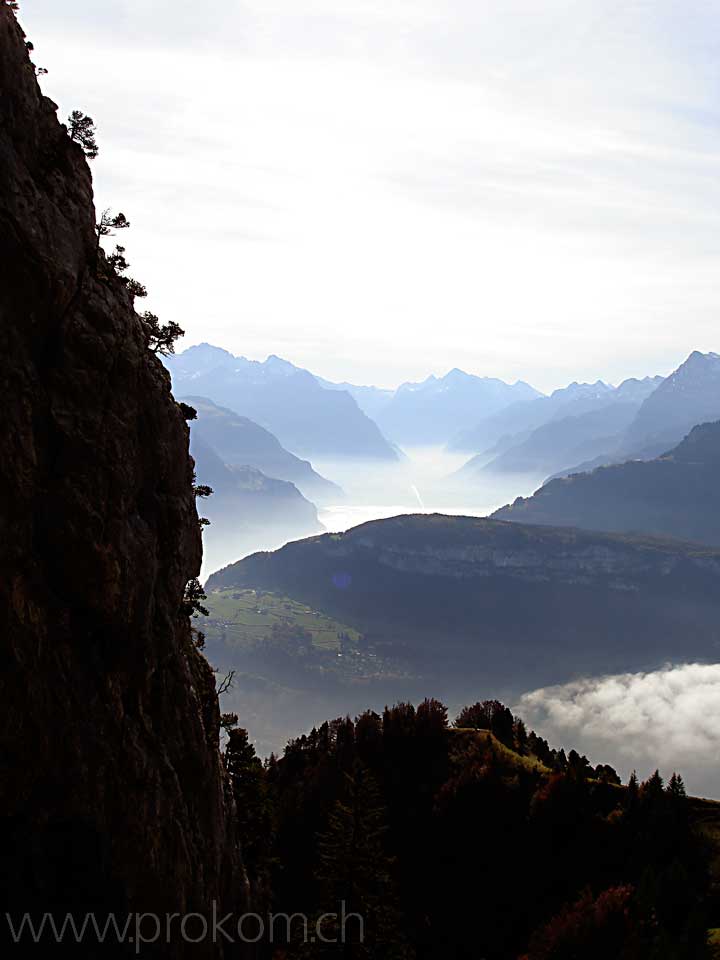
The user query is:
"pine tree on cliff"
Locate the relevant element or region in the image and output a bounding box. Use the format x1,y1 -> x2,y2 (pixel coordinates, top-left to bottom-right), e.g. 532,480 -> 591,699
140,311 -> 184,355
67,110 -> 98,159
182,578 -> 208,618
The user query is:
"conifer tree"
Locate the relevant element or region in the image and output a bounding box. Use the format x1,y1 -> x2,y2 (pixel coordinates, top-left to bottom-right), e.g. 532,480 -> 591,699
226,728 -> 273,877
67,110 -> 98,159
667,772 -> 687,799
305,763 -> 413,958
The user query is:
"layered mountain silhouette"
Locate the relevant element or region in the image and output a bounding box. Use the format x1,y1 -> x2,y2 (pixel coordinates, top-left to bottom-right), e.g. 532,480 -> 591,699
464,405 -> 657,482
184,395 -> 342,503
375,369 -> 540,445
314,376 -> 394,419
190,433 -> 322,573
549,352 -> 720,478
492,420 -> 720,546
449,377 -> 662,459
619,350 -> 720,454
453,377 -> 661,481
164,344 -> 397,460
206,514 -> 720,696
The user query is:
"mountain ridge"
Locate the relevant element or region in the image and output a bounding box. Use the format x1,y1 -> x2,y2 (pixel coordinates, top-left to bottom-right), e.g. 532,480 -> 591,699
183,394 -> 342,503
206,513 -> 720,698
492,419 -> 720,546
164,344 -> 398,460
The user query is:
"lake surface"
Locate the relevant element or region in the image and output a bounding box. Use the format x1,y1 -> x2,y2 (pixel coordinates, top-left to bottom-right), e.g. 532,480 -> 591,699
202,445 -> 545,578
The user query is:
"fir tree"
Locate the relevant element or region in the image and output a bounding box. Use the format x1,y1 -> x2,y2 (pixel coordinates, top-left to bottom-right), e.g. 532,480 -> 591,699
305,763 -> 413,958
67,110 -> 98,159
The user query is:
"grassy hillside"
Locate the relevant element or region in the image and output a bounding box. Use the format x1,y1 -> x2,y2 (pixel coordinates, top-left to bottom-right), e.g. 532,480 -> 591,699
202,587 -> 421,755
206,514 -> 720,694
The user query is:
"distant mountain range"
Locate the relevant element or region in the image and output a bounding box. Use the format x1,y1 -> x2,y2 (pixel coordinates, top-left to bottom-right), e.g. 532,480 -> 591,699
164,344 -> 398,460
453,351 -> 720,482
206,514 -> 720,697
619,350 -> 720,454
167,345 -> 720,475
374,369 -> 541,445
456,376 -> 662,479
548,351 -> 720,479
492,420 -> 720,547
184,396 -> 342,504
314,377 -> 394,419
450,376 -> 663,460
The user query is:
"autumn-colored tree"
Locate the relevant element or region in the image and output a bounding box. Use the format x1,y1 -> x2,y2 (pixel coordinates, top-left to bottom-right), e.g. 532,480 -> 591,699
522,885 -> 648,960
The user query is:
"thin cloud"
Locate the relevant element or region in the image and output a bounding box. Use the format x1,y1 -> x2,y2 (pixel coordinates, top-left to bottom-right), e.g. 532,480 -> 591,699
19,0 -> 720,389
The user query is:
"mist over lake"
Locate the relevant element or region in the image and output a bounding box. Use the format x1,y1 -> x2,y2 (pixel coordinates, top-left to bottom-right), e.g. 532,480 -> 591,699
201,445 -> 544,579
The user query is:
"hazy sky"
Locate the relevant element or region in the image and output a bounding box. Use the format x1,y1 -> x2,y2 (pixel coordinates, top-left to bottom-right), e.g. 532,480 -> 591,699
20,0 -> 720,391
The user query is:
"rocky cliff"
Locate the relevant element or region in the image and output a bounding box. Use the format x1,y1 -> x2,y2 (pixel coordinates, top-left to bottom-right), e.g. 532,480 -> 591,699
0,8 -> 242,953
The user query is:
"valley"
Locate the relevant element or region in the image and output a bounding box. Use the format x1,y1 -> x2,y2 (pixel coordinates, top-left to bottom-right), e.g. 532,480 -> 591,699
6,2 -> 720,955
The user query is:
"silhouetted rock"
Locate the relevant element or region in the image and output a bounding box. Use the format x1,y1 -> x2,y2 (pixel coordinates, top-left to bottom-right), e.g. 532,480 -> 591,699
0,11 -> 242,952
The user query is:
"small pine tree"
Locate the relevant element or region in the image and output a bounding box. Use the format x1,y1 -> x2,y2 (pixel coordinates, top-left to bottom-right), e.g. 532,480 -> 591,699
106,244 -> 129,275
182,578 -> 209,618
667,772 -> 687,799
140,311 -> 184,355
125,278 -> 147,299
220,712 -> 239,731
67,110 -> 98,159
96,209 -> 130,251
101,246 -> 148,300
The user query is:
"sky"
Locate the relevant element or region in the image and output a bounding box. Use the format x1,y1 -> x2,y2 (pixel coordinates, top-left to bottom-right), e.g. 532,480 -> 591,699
19,0 -> 720,392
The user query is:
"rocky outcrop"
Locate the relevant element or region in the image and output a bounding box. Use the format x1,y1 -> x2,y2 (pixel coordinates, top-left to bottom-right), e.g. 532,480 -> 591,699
0,9 -> 242,953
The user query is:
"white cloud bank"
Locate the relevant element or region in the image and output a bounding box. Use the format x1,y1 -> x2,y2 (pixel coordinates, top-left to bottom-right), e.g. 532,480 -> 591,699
517,662 -> 720,799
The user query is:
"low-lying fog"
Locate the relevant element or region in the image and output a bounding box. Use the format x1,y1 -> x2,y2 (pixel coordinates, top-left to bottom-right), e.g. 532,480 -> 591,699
200,445 -> 545,579
516,663 -> 720,799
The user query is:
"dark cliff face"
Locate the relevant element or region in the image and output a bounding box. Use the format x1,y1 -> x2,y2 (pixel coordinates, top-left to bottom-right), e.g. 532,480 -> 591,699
0,8 -> 241,950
